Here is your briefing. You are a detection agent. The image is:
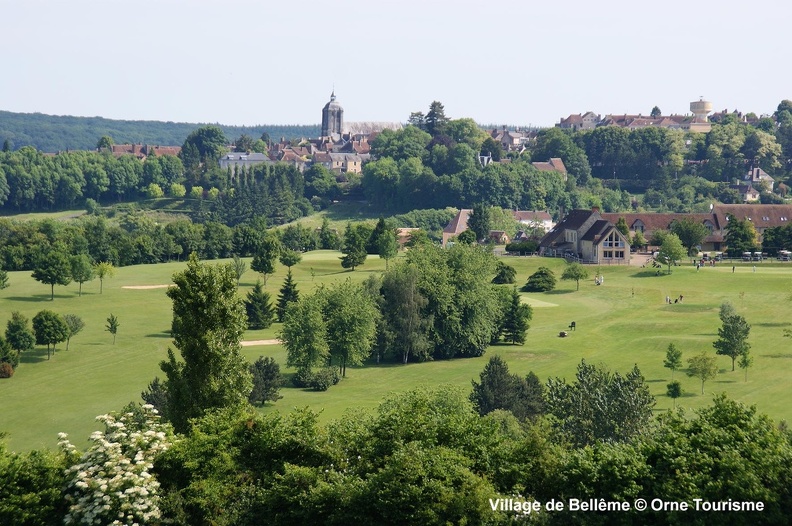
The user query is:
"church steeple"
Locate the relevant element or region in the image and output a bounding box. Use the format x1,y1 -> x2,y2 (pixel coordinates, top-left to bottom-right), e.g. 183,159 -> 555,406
321,90 -> 343,137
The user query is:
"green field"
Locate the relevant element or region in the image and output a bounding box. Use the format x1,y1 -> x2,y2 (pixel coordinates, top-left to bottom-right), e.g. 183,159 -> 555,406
2,251 -> 791,452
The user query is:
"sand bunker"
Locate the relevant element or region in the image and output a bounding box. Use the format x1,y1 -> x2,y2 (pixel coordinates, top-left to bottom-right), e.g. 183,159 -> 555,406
122,284 -> 173,290
241,339 -> 281,347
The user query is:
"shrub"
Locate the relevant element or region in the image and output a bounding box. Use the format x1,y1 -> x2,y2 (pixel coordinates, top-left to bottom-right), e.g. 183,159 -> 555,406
145,183 -> 164,199
292,367 -> 314,388
309,367 -> 340,391
492,261 -> 516,284
505,240 -> 539,254
169,183 -> 186,198
522,267 -> 557,292
0,362 -> 14,378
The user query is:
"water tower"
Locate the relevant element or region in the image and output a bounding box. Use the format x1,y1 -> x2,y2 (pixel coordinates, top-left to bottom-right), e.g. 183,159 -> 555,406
689,97 -> 713,132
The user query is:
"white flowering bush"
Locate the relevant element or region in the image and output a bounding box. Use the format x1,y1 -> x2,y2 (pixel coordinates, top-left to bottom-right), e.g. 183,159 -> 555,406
59,404 -> 173,526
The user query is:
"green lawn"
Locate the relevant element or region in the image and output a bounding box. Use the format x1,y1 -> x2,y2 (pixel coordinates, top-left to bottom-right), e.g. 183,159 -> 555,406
2,252 -> 791,452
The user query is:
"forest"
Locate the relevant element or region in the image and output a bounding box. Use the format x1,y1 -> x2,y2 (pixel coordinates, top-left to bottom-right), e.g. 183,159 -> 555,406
0,109 -> 319,153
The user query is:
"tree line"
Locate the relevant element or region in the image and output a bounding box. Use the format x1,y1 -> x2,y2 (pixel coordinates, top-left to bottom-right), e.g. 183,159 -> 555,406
0,109 -> 319,152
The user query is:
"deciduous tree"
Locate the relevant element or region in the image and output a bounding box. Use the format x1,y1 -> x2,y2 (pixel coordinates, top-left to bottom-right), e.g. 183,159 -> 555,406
5,311 -> 35,355
671,218 -> 709,255
62,314 -> 84,351
664,343 -> 682,379
105,314 -> 120,344
93,261 -> 115,294
31,249 -> 72,300
657,233 -> 686,274
159,254 -> 252,432
561,262 -> 589,291
687,351 -> 718,394
278,249 -> 302,270
69,254 -> 94,296
32,310 -> 69,359
714,311 -> 751,371
546,360 -> 654,446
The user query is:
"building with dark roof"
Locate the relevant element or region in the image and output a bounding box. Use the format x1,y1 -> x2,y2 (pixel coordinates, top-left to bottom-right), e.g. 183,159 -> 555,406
539,208 -> 630,264
321,91 -> 344,138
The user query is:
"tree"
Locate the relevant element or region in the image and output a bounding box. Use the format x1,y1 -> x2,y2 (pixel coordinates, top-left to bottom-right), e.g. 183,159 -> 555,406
62,314 -> 85,351
666,380 -> 682,408
561,262 -> 589,291
5,312 -> 35,355
671,218 -> 709,255
687,351 -> 718,394
69,254 -> 94,297
322,280 -> 379,377
31,249 -> 72,300
650,105 -> 662,118
160,254 -> 252,433
180,125 -> 228,166
231,254 -> 247,285
657,233 -> 686,274
425,100 -> 449,136
276,270 -> 299,323
631,230 -> 647,250
244,280 -> 274,330
340,223 -> 367,271
248,356 -> 283,405
491,261 -> 516,284
280,294 -> 329,371
105,314 -> 120,344
545,360 -> 654,446
724,214 -> 759,256
319,217 -> 341,250
96,135 -> 114,151
467,203 -> 492,242
713,311 -> 751,371
32,310 -> 69,359
377,228 -> 399,270
470,355 -> 545,420
664,343 -> 683,380
379,264 -> 431,364
455,229 -> 476,245
0,269 -> 8,290
501,288 -> 532,345
279,249 -> 302,270
615,216 -> 630,237
738,349 -> 753,382
251,235 -> 280,285
522,266 -> 556,292
93,261 -> 115,294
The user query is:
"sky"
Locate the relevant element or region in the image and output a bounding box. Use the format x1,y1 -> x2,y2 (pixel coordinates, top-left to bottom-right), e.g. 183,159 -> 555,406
2,0 -> 791,129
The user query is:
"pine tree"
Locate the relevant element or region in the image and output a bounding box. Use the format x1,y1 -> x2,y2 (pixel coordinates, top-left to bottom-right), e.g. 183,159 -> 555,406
276,270 -> 299,323
502,288 -> 532,345
245,280 -> 274,329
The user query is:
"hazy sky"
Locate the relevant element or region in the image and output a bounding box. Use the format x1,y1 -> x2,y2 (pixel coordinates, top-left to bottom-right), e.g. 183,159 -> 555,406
2,0 -> 790,128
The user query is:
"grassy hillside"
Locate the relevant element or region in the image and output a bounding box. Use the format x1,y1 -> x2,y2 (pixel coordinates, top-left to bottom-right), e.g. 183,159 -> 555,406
1,252 -> 791,452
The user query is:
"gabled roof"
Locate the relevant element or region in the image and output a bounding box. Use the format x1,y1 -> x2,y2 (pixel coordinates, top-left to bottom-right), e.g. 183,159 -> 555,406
443,209 -> 472,235
532,157 -> 567,174
713,204 -> 792,230
600,213 -> 713,234
581,220 -> 611,242
514,210 -> 552,222
539,209 -> 597,247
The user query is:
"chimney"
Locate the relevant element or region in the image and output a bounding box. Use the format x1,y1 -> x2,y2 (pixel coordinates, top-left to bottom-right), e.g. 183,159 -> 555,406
591,206 -> 600,214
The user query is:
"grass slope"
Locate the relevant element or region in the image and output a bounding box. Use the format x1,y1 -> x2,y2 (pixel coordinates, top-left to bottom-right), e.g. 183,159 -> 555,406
1,252 -> 791,452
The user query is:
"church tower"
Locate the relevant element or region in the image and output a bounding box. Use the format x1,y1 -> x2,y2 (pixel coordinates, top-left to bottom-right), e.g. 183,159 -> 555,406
321,91 -> 344,137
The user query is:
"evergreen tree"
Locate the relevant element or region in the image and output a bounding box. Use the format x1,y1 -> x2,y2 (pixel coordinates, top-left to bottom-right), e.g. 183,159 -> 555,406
248,356 -> 284,405
245,280 -> 275,329
492,261 -> 516,284
501,288 -> 532,345
340,223 -> 367,270
276,270 -> 299,323
522,267 -> 556,292
319,217 -> 341,250
467,203 -> 492,242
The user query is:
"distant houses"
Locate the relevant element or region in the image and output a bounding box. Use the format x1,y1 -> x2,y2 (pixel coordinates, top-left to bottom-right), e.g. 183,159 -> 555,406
441,209 -> 554,247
